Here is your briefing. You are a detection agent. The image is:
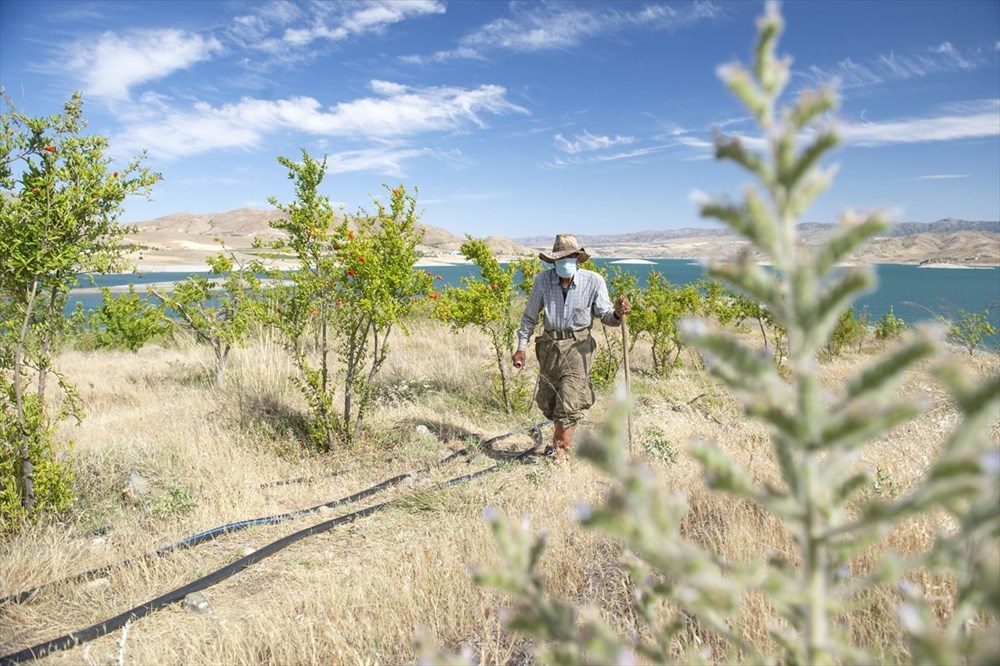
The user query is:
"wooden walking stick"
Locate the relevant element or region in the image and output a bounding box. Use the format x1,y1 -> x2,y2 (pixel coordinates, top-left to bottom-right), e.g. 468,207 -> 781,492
620,313 -> 634,454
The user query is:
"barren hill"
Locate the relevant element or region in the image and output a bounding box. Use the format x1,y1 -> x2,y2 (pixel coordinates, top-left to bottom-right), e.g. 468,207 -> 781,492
127,210 -> 996,270
517,220 -> 1000,266
127,208 -> 534,270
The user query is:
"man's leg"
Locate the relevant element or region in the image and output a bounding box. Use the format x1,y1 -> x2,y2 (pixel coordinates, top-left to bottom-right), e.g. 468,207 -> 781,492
548,336 -> 595,460
535,338 -> 561,448
551,420 -> 576,461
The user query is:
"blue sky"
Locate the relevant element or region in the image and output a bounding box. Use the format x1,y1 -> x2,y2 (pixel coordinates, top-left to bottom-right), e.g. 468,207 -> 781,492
1,0 -> 998,238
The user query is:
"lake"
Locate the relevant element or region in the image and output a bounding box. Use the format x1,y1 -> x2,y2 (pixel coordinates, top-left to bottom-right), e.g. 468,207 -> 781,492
68,259 -> 1000,346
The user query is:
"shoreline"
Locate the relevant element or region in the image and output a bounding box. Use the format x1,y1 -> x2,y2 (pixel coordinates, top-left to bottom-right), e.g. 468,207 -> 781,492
115,253 -> 1000,275
119,256 -> 479,274
116,255 -> 999,275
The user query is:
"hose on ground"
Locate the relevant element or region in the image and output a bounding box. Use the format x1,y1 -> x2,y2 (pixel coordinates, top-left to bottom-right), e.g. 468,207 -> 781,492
0,420 -> 547,608
0,446 -> 538,665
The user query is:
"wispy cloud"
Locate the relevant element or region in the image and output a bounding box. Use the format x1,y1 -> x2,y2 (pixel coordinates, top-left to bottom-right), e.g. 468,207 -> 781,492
403,0 -> 721,65
328,145 -> 473,176
801,40 -> 997,90
643,102 -> 1000,162
903,174 -> 971,181
281,0 -> 444,48
326,145 -> 430,176
231,0 -> 443,61
543,144 -> 670,168
554,131 -> 634,154
114,81 -> 527,161
838,106 -> 1000,146
63,29 -> 222,100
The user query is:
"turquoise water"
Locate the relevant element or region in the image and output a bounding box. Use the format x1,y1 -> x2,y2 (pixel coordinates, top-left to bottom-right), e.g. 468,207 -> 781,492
68,259 -> 999,345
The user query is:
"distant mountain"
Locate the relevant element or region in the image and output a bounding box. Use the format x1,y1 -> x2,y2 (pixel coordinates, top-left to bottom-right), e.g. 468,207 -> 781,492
800,219 -> 999,237
135,208 -> 290,240
515,219 -> 999,266
126,209 -> 995,268
130,207 -> 535,262
516,219 -> 999,247
515,228 -> 731,247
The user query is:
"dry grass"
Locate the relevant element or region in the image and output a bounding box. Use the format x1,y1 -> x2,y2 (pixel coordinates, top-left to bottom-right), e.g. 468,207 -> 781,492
1,316 -> 997,664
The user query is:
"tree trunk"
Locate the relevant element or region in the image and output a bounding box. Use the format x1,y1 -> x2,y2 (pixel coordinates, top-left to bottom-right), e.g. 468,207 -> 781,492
13,280 -> 42,513
214,342 -> 229,388
354,324 -> 391,440
342,318 -> 369,446
757,315 -> 769,350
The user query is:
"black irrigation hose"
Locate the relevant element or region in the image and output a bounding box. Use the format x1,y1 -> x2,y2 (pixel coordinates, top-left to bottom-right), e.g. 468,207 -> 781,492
0,448 -> 538,665
258,468 -> 348,489
0,421 -> 548,608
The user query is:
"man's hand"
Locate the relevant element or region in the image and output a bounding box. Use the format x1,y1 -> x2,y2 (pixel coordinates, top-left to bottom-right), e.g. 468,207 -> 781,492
512,350 -> 526,369
615,295 -> 632,318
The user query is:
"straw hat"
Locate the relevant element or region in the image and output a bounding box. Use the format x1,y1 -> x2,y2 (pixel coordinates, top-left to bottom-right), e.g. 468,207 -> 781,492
539,234 -> 590,263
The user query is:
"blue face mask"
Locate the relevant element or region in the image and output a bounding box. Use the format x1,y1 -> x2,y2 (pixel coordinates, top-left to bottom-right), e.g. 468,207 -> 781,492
555,258 -> 577,278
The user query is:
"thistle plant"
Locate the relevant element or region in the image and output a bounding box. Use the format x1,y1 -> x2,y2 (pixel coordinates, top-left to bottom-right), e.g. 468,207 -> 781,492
476,4 -> 999,664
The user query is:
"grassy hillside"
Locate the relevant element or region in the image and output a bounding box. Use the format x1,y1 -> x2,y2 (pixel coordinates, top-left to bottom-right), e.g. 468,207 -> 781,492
2,314 -> 996,664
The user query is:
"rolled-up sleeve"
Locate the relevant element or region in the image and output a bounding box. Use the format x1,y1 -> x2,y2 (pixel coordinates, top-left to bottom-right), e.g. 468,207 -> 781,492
517,275 -> 545,351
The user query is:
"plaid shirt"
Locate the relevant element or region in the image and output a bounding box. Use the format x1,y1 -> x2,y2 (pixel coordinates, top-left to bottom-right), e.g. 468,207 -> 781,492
516,268 -> 620,351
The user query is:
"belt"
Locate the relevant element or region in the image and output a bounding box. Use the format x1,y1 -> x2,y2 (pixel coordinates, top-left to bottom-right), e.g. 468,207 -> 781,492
545,328 -> 588,341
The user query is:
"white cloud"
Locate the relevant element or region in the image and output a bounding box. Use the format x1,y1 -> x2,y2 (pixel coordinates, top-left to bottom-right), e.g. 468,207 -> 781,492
839,110 -> 1000,146
114,81 -> 527,160
343,0 -> 444,34
554,131 -> 634,154
542,144 -> 669,168
230,0 -> 302,41
404,1 -> 721,64
327,145 -> 471,176
325,80 -> 528,136
904,174 -> 971,181
801,40 -> 995,90
931,41 -> 975,69
66,29 -> 222,100
326,146 -> 430,176
933,98 -> 1000,115
666,102 -> 1000,161
232,0 -> 443,59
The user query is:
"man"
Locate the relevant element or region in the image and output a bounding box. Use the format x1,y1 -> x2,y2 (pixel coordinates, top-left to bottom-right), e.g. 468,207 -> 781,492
513,234 -> 631,461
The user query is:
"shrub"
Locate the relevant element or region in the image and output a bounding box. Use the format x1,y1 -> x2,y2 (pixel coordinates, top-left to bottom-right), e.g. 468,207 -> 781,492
152,251 -> 264,387
627,271 -> 700,375
434,236 -> 521,413
89,285 -> 170,352
511,256 -> 545,298
0,381 -> 74,531
0,92 -> 157,517
827,306 -> 868,357
942,308 -> 997,356
476,5 -> 999,665
875,305 -> 907,341
263,152 -> 430,447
